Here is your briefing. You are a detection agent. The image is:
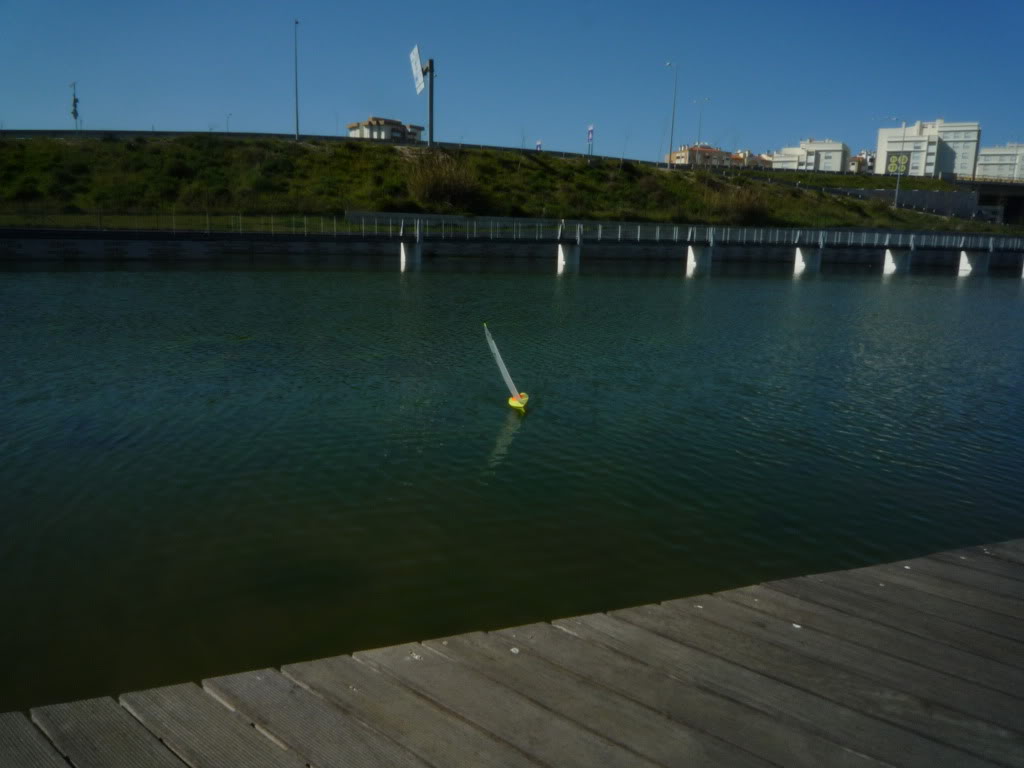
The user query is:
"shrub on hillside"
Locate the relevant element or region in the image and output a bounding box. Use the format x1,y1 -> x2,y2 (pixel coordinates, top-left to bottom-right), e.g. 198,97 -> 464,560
405,150 -> 485,213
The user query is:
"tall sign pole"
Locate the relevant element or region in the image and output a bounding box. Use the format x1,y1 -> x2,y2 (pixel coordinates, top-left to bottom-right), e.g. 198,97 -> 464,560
428,58 -> 435,147
666,62 -> 677,168
293,19 -> 300,141
410,46 -> 434,147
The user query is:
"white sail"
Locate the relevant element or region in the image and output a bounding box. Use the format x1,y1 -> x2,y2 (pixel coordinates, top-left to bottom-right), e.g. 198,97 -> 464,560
483,323 -> 521,402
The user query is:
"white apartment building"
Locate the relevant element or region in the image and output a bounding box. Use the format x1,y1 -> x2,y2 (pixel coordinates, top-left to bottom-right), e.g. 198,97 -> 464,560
347,117 -> 423,142
848,150 -> 875,173
975,143 -> 1024,182
770,139 -> 850,172
875,119 -> 980,178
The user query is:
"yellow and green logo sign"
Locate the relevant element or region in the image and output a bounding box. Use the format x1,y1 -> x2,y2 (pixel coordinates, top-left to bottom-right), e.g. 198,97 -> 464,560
887,152 -> 910,175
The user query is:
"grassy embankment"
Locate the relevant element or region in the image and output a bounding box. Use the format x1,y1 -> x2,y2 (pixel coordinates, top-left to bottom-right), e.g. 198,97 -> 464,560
0,134 -> 1013,233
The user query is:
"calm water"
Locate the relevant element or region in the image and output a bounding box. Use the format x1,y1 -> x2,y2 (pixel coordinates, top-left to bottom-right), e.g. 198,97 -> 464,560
2,257 -> 1023,711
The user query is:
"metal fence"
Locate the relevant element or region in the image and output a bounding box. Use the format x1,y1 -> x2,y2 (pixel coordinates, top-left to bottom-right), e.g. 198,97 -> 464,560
348,213 -> 1024,252
3,211 -> 1023,252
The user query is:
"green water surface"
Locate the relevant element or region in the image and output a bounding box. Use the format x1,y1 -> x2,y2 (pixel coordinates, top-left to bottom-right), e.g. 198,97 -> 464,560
1,259 -> 1022,710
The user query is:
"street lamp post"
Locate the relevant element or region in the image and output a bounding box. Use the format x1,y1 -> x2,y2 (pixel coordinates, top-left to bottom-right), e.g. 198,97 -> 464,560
694,97 -> 710,146
888,117 -> 908,209
293,19 -> 300,141
666,62 -> 678,168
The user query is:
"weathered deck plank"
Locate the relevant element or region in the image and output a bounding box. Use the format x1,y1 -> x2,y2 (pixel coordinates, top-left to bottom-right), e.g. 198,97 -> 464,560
661,594 -> 1024,733
929,549 -> 1024,582
612,602 -> 1023,766
492,621 -> 889,768
7,538 -> 1024,768
555,612 -> 996,768
985,540 -> 1024,565
284,654 -> 541,768
812,569 -> 1024,641
422,630 -> 772,768
718,583 -> 1024,698
356,641 -> 661,768
0,712 -> 70,768
31,696 -> 186,768
766,575 -> 1024,669
893,556 -> 1024,597
203,668 -> 429,768
838,562 -> 1024,617
120,682 -> 306,768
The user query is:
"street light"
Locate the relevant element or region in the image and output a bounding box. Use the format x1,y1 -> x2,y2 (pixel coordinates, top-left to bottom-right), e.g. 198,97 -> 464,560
293,19 -> 300,141
694,97 -> 710,146
665,61 -> 678,168
887,117 -> 909,209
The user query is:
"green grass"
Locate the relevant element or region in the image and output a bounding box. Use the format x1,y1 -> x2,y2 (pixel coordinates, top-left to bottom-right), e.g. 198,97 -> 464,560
0,134 -> 1016,233
741,168 -> 956,191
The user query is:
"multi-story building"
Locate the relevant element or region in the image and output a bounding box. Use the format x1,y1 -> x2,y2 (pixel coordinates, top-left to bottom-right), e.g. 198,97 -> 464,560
666,144 -> 734,167
875,119 -> 980,179
848,150 -> 875,173
732,149 -> 772,169
975,143 -> 1024,182
347,117 -> 423,142
769,139 -> 850,172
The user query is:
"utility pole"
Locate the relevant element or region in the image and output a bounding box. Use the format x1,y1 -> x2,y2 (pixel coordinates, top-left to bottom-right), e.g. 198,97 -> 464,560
293,19 -> 300,141
666,62 -> 678,168
694,97 -> 710,146
895,120 -> 908,208
887,117 -> 909,209
410,46 -> 434,147
427,58 -> 435,147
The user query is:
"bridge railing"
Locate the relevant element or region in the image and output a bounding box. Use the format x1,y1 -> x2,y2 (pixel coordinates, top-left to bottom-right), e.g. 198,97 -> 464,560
3,211 -> 1022,252
349,212 -> 1024,252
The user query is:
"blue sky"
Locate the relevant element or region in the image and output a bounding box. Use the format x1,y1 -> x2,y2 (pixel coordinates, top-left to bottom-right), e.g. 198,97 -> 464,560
2,0 -> 1021,161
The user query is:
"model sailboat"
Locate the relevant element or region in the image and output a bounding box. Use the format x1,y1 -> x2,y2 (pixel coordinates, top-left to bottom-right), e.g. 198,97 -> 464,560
483,323 -> 529,410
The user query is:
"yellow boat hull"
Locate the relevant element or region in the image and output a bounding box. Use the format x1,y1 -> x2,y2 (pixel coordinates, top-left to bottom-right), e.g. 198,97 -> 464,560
508,392 -> 529,410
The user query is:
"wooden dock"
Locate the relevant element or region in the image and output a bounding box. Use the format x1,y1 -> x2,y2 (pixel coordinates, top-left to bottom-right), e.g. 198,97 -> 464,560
2,539 -> 1022,767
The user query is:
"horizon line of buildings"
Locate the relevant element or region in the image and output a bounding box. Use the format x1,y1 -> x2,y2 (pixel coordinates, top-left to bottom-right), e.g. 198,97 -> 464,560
345,114 -> 1022,183
665,119 -> 1023,182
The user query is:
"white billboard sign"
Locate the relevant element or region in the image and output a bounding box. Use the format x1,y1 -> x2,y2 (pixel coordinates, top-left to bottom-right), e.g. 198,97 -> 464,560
410,45 -> 425,95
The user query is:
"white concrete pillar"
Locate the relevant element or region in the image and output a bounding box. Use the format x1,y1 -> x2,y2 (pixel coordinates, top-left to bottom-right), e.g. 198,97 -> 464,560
686,245 -> 712,277
957,250 -> 989,276
883,248 -> 911,275
794,247 -> 822,276
400,240 -> 421,272
557,242 -> 580,275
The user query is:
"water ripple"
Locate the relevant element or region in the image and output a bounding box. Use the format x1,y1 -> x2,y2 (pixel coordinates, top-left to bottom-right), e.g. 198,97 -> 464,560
1,266 -> 1023,710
